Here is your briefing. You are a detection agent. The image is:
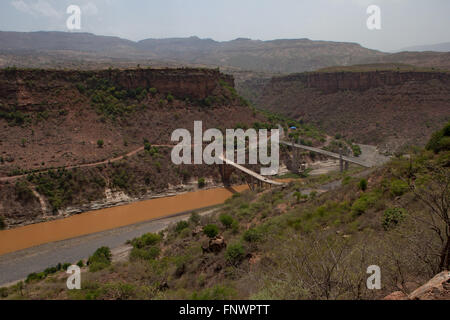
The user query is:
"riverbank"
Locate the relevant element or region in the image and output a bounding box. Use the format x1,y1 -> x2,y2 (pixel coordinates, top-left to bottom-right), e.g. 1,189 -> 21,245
0,206 -> 220,286
0,184 -> 249,256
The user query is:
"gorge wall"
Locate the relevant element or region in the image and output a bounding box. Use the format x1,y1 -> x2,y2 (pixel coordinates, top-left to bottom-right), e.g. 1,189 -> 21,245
0,67 -> 259,228
245,70 -> 450,152
273,71 -> 450,94
0,68 -> 234,106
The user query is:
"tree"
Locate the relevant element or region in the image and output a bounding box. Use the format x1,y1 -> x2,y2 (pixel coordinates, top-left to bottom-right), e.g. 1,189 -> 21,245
402,163 -> 449,271
97,139 -> 104,148
88,246 -> 112,272
203,224 -> 219,238
198,178 -> 206,188
225,243 -> 245,266
219,214 -> 234,228
358,179 -> 368,192
426,122 -> 450,153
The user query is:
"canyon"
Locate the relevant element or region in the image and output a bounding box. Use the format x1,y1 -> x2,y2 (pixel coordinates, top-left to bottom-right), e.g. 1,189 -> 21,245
0,67 -> 263,228
242,69 -> 450,152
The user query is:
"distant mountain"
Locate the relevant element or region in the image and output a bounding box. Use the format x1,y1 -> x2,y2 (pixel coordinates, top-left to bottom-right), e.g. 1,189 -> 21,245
400,42 -> 450,52
0,31 -> 386,73
137,37 -> 386,73
0,31 -> 139,56
0,31 -> 449,75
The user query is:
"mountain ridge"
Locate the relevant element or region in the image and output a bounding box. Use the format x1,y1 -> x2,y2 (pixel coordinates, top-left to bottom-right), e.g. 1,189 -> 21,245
1,31 -> 449,83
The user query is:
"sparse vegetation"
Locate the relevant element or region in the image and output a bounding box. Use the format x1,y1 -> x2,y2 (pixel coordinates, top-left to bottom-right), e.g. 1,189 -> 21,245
198,178 -> 206,188
175,220 -> 189,233
88,247 -> 112,272
383,207 -> 406,230
225,242 -> 245,266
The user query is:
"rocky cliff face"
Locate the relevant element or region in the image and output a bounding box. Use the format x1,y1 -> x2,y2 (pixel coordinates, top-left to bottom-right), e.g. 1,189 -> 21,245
0,67 -> 261,228
245,70 -> 450,152
0,68 -> 234,108
272,71 -> 450,94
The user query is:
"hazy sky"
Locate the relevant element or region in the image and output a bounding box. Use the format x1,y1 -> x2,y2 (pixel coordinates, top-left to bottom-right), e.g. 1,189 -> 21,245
0,0 -> 449,52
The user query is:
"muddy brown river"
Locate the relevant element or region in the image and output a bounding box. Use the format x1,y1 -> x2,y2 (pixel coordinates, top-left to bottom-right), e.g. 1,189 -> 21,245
0,185 -> 249,256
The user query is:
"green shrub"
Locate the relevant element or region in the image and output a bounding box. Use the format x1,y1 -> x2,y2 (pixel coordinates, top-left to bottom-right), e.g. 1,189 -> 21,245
351,192 -> 380,216
88,247 -> 112,272
294,191 -> 308,203
191,285 -> 237,300
390,179 -> 409,197
309,191 -> 317,200
130,233 -> 161,249
0,287 -> 8,298
342,176 -> 352,185
77,260 -> 84,268
243,228 -> 261,242
62,263 -> 71,271
15,181 -> 35,202
97,140 -> 104,148
130,246 -> 160,261
76,83 -> 86,94
189,212 -> 201,225
219,214 -> 234,229
426,122 -> 450,153
149,87 -> 157,95
383,207 -> 406,230
352,144 -> 362,157
225,242 -> 245,266
203,224 -> 219,238
44,266 -> 59,275
358,179 -> 368,191
26,272 -> 46,283
198,178 -> 206,188
175,220 -> 189,233
167,94 -> 174,103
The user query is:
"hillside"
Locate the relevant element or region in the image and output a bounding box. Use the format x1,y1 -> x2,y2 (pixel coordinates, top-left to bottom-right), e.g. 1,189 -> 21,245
1,124 -> 448,300
0,67 -> 266,228
242,68 -> 450,152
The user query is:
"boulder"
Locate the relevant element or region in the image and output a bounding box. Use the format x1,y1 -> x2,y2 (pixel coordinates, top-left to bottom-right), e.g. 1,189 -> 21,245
383,271 -> 450,300
202,236 -> 227,254
408,271 -> 450,300
192,226 -> 203,237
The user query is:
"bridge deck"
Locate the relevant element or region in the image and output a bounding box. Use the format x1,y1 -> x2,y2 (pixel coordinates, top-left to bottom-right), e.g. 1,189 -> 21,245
280,141 -> 372,168
218,156 -> 284,186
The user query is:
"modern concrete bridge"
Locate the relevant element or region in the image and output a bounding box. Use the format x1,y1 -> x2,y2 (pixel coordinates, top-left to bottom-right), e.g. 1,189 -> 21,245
218,156 -> 284,190
280,140 -> 372,170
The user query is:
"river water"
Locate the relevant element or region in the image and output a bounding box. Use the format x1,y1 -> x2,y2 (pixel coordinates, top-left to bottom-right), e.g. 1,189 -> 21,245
0,185 -> 249,256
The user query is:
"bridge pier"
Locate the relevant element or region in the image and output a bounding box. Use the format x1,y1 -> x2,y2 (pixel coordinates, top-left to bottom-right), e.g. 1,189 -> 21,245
339,148 -> 349,173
